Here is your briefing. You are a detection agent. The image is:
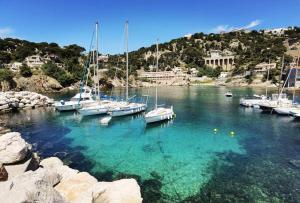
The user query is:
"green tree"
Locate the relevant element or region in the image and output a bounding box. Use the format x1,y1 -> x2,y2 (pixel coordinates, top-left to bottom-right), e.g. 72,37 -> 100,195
19,64 -> 32,77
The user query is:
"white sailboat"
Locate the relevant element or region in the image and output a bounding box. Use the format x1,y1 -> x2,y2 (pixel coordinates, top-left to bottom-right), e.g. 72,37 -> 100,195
274,65 -> 299,115
109,21 -> 147,117
144,39 -> 175,124
77,22 -> 111,116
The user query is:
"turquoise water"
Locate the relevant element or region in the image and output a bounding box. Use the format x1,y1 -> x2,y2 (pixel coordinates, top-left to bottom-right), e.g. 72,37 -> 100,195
3,86 -> 300,202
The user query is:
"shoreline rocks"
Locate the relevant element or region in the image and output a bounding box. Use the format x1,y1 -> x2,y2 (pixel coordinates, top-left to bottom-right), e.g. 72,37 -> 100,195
0,91 -> 54,113
0,131 -> 143,203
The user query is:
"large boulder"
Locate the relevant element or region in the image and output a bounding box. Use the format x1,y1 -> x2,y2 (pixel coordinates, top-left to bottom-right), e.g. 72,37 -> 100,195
5,152 -> 40,180
40,157 -> 79,181
55,172 -> 98,202
73,178 -> 143,203
0,132 -> 29,164
0,168 -> 66,203
93,179 -> 143,203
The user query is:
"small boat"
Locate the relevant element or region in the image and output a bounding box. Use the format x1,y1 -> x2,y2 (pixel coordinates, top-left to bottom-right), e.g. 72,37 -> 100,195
225,91 -> 233,97
108,22 -> 147,117
54,87 -> 94,111
144,39 -> 175,124
145,106 -> 175,124
258,94 -> 292,113
109,102 -> 147,117
240,95 -> 266,107
77,22 -> 115,117
100,116 -> 112,125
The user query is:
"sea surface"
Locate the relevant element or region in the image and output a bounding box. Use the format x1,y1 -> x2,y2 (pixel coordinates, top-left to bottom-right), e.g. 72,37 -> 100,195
2,86 -> 300,202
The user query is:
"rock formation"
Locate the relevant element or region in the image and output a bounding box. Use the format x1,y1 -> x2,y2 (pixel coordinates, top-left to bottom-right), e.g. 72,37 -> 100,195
0,91 -> 54,113
0,132 -> 143,203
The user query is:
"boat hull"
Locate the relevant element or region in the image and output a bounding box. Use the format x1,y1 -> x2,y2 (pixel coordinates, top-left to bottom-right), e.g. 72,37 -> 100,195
274,107 -> 292,115
145,111 -> 174,124
109,105 -> 146,117
78,106 -> 108,116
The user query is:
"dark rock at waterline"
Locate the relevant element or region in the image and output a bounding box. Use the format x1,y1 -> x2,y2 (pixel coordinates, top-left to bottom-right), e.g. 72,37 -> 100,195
0,164 -> 8,181
150,171 -> 163,181
141,179 -> 163,203
114,172 -> 142,184
289,159 -> 300,168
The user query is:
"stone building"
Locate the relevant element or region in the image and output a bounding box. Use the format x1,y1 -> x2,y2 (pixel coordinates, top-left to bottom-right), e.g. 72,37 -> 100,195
203,50 -> 235,71
254,62 -> 277,76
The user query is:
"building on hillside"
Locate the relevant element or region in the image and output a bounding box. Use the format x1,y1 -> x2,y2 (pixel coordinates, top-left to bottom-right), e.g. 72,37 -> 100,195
264,28 -> 288,36
137,70 -> 186,81
254,62 -> 277,76
98,55 -> 109,62
44,54 -> 59,62
24,55 -> 44,67
10,62 -> 22,72
203,50 -> 235,71
190,68 -> 198,76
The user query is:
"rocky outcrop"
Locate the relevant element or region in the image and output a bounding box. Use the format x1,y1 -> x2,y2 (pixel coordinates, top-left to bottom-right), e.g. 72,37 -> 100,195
0,168 -> 67,203
92,179 -> 143,203
14,75 -> 62,92
0,131 -> 143,203
0,91 -> 54,113
0,132 -> 29,164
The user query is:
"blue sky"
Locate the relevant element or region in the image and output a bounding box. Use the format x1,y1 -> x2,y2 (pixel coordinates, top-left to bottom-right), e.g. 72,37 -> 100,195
0,0 -> 299,54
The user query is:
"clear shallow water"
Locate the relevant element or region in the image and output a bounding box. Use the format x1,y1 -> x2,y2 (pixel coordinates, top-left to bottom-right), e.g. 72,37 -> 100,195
2,86 -> 300,202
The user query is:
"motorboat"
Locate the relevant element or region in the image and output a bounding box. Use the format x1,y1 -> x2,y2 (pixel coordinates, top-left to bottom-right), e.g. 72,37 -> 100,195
258,94 -> 291,113
240,95 -> 267,107
225,91 -> 233,97
144,39 -> 175,124
54,87 -> 94,111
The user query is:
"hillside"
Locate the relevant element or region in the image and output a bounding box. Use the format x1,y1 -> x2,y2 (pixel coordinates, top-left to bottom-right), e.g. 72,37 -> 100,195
106,27 -> 300,79
0,27 -> 300,91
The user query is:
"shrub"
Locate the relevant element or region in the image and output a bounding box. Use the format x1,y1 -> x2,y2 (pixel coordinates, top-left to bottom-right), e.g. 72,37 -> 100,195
19,64 -> 32,77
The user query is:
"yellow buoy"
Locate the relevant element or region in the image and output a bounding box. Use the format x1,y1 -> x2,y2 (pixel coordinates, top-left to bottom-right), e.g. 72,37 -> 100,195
230,131 -> 235,137
213,128 -> 218,134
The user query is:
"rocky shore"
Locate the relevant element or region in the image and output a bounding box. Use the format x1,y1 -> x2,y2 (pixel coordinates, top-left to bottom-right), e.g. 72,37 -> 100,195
0,129 -> 143,203
0,91 -> 54,113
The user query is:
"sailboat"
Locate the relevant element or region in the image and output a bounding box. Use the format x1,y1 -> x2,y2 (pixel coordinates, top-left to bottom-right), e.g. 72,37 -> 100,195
77,22 -> 112,116
109,21 -> 147,117
274,63 -> 300,115
144,39 -> 175,124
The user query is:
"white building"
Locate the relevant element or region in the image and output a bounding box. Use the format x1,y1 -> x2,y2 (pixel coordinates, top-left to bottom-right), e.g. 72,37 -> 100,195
190,68 -> 198,76
24,55 -> 44,67
10,62 -> 22,72
254,62 -> 277,75
203,50 -> 235,71
98,55 -> 109,62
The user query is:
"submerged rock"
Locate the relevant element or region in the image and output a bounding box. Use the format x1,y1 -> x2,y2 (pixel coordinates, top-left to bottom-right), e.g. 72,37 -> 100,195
0,132 -> 29,164
289,159 -> 300,168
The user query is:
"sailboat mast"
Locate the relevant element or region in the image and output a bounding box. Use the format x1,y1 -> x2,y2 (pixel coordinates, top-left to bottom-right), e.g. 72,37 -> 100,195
125,21 -> 129,101
96,21 -> 100,100
155,39 -> 159,109
278,55 -> 284,95
266,60 -> 270,97
293,56 -> 299,102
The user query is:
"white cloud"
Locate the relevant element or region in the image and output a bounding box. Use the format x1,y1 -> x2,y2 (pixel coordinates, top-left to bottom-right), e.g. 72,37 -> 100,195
0,27 -> 14,38
213,20 -> 261,33
244,20 -> 261,29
